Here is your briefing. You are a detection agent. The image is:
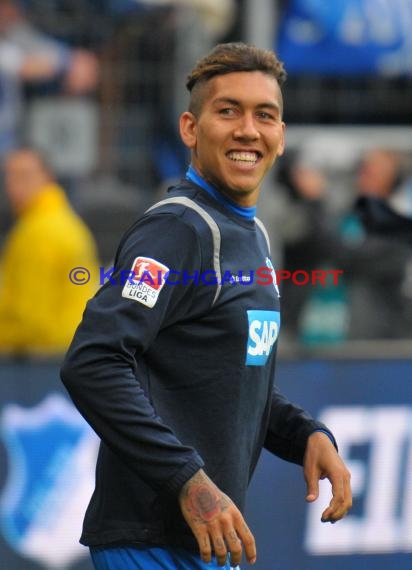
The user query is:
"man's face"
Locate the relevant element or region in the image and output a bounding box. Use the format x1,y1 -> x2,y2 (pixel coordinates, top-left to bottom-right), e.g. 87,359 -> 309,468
180,71 -> 285,206
357,149 -> 400,198
4,151 -> 50,214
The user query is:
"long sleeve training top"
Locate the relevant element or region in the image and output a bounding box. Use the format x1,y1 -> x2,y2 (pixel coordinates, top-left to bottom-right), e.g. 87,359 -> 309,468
61,177 -> 334,550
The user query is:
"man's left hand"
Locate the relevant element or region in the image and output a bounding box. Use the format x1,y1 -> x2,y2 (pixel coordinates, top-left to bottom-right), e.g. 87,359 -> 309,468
303,431 -> 352,523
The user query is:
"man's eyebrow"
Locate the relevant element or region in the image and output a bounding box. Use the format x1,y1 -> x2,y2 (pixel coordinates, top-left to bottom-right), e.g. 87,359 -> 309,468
212,97 -> 241,107
256,102 -> 282,114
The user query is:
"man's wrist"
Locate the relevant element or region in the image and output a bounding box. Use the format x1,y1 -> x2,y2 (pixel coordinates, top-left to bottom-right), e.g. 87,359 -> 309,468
311,428 -> 337,449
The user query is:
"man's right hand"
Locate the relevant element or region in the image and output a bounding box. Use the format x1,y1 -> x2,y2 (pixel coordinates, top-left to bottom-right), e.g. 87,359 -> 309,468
179,469 -> 256,567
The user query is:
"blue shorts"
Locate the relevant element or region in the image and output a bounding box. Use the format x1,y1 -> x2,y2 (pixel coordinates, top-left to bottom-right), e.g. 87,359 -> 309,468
90,546 -> 240,570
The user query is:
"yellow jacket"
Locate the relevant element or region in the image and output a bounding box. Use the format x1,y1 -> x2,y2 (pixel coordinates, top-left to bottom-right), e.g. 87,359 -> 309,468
0,183 -> 99,356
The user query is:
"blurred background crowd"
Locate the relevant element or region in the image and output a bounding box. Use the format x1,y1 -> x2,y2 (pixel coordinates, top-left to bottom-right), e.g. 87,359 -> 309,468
1,0 -> 412,356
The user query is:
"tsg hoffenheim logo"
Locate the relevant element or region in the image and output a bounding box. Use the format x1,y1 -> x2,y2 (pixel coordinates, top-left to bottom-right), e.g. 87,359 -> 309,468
0,394 -> 99,568
246,310 -> 281,366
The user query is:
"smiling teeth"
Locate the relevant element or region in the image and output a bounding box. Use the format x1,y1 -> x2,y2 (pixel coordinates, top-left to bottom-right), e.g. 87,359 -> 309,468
228,151 -> 258,162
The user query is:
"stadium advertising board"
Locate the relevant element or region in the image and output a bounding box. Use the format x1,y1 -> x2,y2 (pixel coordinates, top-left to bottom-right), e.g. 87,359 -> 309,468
1,358 -> 412,569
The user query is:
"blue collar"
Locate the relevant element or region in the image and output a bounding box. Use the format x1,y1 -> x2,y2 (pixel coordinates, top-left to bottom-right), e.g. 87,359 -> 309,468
185,165 -> 257,220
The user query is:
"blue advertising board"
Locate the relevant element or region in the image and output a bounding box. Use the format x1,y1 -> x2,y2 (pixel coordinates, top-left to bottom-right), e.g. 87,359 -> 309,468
1,357 -> 412,569
0,360 -> 96,570
277,0 -> 412,76
244,358 -> 412,569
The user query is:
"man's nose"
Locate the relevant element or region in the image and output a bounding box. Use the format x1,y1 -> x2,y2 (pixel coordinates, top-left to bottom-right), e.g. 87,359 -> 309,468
233,113 -> 260,140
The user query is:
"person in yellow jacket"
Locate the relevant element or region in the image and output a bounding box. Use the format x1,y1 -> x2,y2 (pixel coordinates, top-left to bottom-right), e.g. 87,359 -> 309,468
0,147 -> 99,356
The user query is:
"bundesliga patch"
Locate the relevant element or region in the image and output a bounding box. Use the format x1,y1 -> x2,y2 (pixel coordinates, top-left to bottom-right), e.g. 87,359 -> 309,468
122,256 -> 169,308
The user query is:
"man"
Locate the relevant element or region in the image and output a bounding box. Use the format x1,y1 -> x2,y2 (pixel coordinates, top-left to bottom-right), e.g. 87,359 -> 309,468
356,149 -> 412,245
0,147 -> 98,355
61,43 -> 352,569
339,148 -> 412,340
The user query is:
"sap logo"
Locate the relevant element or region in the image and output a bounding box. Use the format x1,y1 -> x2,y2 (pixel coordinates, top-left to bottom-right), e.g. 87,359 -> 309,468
0,394 -> 99,568
305,406 -> 412,555
246,310 -> 280,366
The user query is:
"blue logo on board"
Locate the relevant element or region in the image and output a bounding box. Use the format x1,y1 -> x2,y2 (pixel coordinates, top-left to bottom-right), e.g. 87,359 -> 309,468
246,310 -> 280,366
0,394 -> 98,568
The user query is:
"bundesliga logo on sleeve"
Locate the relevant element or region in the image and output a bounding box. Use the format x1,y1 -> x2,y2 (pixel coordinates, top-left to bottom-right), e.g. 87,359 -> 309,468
122,256 -> 169,308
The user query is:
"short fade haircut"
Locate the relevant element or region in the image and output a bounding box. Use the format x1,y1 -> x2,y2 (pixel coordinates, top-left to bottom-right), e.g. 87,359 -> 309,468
186,42 -> 287,115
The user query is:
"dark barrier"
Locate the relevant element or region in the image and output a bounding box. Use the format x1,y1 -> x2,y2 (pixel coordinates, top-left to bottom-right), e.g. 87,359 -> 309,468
1,357 -> 412,569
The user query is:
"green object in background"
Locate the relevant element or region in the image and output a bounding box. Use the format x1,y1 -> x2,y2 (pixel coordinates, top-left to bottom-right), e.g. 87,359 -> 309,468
299,267 -> 349,346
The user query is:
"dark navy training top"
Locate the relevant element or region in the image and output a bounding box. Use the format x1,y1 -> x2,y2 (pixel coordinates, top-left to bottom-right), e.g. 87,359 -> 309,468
61,177 -> 334,551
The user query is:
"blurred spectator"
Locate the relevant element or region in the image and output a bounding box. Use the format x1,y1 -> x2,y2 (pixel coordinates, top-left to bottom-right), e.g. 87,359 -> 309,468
75,173 -> 144,267
276,147 -> 412,345
0,0 -> 99,159
275,153 -> 348,344
356,148 -> 403,199
144,0 -> 235,38
337,148 -> 412,340
357,194 -> 412,246
0,147 -> 99,357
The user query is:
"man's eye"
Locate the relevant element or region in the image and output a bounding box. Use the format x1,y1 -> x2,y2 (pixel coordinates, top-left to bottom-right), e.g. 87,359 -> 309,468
219,108 -> 235,116
258,112 -> 274,120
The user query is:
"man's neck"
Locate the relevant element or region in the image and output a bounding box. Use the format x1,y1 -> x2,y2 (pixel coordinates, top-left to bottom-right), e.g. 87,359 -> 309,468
186,165 -> 257,220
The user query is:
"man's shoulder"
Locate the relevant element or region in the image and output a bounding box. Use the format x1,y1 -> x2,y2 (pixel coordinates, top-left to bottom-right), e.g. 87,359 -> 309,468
120,180 -> 217,242
149,179 -> 208,212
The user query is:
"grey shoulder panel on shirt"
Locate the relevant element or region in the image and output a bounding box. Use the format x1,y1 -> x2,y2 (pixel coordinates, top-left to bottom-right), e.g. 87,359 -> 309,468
146,197 -> 222,306
254,216 -> 271,254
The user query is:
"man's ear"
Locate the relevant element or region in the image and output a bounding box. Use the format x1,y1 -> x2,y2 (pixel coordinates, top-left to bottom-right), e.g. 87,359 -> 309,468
179,111 -> 197,149
277,122 -> 286,157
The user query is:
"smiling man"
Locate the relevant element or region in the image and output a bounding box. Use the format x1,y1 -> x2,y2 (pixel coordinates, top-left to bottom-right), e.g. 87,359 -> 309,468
180,69 -> 285,206
61,43 -> 352,570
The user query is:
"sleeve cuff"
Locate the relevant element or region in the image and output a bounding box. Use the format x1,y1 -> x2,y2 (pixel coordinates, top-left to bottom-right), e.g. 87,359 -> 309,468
312,428 -> 338,451
161,454 -> 205,497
